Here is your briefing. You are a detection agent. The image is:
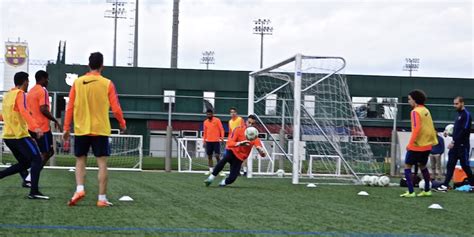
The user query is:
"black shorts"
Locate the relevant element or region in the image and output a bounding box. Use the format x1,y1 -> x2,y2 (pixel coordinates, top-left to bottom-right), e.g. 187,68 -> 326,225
405,150 -> 431,166
205,142 -> 220,156
74,136 -> 110,157
29,130 -> 53,154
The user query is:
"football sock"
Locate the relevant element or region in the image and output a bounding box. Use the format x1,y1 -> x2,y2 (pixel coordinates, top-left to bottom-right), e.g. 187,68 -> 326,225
76,185 -> 84,193
404,169 -> 414,193
98,194 -> 107,201
421,168 -> 431,192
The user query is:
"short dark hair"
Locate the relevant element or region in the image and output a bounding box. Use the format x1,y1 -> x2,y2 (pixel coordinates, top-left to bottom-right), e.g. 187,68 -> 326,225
89,52 -> 103,70
248,114 -> 257,121
454,96 -> 464,103
408,89 -> 426,105
206,109 -> 214,113
35,70 -> 48,82
229,107 -> 237,112
14,72 -> 29,86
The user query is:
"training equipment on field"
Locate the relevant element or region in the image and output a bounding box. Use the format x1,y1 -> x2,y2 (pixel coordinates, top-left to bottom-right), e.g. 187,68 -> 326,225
428,204 -> 443,210
248,54 -> 380,184
444,124 -> 454,136
306,183 -> 317,188
245,127 -> 259,141
369,176 -> 379,186
357,191 -> 369,196
0,129 -> 143,171
378,176 -> 390,187
418,180 -> 432,190
119,196 -> 134,201
361,175 -> 371,185
276,169 -> 285,178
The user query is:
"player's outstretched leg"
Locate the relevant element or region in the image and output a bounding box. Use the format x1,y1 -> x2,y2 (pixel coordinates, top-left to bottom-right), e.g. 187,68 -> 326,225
219,153 -> 243,187
205,152 -> 229,186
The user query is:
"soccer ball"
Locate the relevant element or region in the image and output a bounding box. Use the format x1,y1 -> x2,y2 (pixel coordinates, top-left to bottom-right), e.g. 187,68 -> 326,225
245,127 -> 259,141
418,180 -> 432,190
377,176 -> 390,187
276,169 -> 285,178
361,175 -> 371,185
444,124 -> 454,136
369,176 -> 379,186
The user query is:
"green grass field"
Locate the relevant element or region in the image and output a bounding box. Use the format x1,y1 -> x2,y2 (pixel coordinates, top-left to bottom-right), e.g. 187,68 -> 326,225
0,169 -> 472,237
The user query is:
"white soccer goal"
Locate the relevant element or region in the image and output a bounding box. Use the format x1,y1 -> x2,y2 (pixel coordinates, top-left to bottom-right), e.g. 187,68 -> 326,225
0,125 -> 143,171
248,54 -> 380,184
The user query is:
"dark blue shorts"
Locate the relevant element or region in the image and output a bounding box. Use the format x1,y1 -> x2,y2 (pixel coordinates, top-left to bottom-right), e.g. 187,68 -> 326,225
4,137 -> 42,162
74,136 -> 110,157
29,130 -> 53,154
405,150 -> 430,166
205,142 -> 221,156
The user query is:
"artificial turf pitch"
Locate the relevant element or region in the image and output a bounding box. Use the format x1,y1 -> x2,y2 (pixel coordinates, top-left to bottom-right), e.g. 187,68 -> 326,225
0,169 -> 472,237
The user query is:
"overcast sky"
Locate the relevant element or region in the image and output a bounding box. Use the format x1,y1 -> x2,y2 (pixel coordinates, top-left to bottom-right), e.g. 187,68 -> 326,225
0,0 -> 473,88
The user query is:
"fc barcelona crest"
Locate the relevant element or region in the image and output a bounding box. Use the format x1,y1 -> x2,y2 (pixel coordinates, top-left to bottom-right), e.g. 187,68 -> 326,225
5,45 -> 27,67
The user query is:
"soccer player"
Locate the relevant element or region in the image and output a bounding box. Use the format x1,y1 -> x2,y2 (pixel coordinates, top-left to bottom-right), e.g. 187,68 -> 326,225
203,109 -> 224,175
400,90 -> 438,198
205,114 -> 266,187
64,52 -> 126,207
436,96 -> 474,192
429,134 -> 444,180
19,70 -> 62,187
0,71 -> 49,199
228,107 -> 247,175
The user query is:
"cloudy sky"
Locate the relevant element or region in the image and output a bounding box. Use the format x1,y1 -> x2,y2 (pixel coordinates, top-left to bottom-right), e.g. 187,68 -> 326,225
0,0 -> 472,88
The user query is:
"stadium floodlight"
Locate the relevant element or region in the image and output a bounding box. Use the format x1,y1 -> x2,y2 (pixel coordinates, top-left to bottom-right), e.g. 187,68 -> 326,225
200,51 -> 215,70
105,0 -> 127,67
403,58 -> 420,77
253,19 -> 273,68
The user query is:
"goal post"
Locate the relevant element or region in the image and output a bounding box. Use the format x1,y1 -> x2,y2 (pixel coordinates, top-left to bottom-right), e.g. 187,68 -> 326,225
248,54 -> 380,184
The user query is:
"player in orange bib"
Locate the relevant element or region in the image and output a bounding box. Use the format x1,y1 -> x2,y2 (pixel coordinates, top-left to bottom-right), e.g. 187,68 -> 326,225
19,70 -> 62,188
63,52 -> 126,207
205,114 -> 266,187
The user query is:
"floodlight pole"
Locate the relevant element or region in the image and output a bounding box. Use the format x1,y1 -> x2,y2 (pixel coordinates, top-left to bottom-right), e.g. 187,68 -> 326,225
253,19 -> 273,69
200,51 -> 215,70
403,58 -> 420,77
105,0 -> 127,67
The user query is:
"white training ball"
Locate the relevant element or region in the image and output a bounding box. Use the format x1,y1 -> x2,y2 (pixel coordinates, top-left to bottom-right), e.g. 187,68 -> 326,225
276,169 -> 285,178
418,180 -> 432,190
245,127 -> 259,141
369,176 -> 379,186
377,176 -> 390,187
444,124 -> 454,136
361,175 -> 371,186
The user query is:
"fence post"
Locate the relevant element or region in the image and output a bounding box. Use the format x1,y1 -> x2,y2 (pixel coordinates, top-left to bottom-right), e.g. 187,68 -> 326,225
390,102 -> 398,176
165,95 -> 173,172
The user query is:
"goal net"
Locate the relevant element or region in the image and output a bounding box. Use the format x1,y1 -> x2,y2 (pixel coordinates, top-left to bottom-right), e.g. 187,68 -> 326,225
248,54 -> 380,184
0,124 -> 143,171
